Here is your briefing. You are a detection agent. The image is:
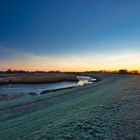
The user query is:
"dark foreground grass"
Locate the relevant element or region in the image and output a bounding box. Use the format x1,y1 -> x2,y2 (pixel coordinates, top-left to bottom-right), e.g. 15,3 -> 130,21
0,74 -> 140,140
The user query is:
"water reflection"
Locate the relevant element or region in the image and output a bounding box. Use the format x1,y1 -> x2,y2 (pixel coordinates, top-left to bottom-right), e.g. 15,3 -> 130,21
77,76 -> 96,86
0,82 -> 77,96
0,76 -> 96,98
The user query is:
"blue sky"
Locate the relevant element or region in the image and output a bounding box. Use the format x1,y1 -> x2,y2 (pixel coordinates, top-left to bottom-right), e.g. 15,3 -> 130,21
0,0 -> 140,71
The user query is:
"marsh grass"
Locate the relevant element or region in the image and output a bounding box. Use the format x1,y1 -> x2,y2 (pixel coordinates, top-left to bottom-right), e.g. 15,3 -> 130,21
0,73 -> 77,84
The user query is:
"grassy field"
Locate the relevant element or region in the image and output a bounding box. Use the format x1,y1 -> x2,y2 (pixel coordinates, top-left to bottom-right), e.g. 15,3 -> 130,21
0,73 -> 140,139
0,73 -> 77,84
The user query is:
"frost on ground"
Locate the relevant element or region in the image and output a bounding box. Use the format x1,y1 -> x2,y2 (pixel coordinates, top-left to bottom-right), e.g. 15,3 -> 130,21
0,73 -> 140,140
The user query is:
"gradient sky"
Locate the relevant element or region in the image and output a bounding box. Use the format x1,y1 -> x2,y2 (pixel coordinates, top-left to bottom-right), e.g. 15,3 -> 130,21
0,0 -> 140,71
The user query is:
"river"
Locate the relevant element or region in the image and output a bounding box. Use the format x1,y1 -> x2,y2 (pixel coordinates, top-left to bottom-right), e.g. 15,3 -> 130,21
0,76 -> 96,101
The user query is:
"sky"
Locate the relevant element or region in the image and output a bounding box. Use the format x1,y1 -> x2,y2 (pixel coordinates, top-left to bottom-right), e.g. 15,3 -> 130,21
0,0 -> 140,72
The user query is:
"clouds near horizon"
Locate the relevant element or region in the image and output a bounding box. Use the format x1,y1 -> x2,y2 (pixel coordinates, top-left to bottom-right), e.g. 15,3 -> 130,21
0,0 -> 140,71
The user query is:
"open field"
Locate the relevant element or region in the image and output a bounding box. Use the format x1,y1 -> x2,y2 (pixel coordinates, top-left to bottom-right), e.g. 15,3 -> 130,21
0,73 -> 77,84
0,73 -> 140,139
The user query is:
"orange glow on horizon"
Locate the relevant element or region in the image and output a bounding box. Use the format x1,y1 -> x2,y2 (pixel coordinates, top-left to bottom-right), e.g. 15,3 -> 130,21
0,51 -> 140,72
0,65 -> 140,73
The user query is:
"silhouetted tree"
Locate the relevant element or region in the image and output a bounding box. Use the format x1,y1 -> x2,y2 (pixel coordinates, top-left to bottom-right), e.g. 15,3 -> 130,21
130,70 -> 139,75
118,69 -> 128,74
7,69 -> 12,73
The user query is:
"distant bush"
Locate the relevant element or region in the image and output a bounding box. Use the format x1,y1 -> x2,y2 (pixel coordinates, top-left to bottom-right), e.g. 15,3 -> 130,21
6,69 -> 29,74
118,69 -> 128,74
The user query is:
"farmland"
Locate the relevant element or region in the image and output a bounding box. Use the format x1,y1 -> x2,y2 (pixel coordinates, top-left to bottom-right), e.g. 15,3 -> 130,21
0,73 -> 140,139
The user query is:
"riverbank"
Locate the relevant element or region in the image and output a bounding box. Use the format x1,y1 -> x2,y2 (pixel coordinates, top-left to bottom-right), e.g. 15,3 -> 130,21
0,74 -> 99,102
0,73 -> 77,84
